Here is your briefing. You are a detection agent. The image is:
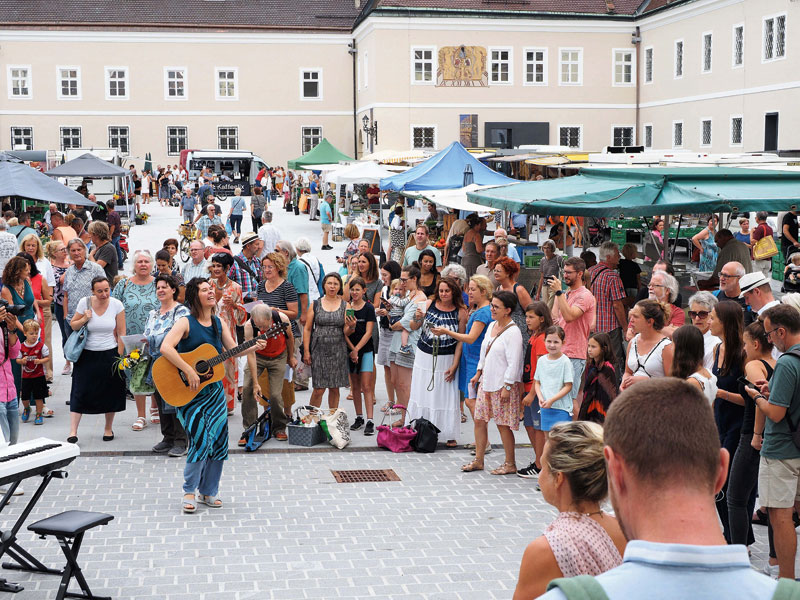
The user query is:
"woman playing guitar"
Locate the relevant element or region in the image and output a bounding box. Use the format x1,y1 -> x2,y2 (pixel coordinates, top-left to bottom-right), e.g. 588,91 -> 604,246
160,278 -> 266,514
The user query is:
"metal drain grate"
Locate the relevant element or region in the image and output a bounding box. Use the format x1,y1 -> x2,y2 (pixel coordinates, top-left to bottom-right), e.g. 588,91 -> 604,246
331,469 -> 400,483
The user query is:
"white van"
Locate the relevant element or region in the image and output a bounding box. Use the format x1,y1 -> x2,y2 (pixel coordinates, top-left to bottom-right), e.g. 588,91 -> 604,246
180,149 -> 269,203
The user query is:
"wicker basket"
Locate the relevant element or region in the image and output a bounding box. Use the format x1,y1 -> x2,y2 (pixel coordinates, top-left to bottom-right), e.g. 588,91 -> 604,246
288,405 -> 327,447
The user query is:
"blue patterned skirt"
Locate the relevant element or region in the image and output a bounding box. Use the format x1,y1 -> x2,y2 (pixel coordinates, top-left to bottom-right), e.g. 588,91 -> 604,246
176,381 -> 228,463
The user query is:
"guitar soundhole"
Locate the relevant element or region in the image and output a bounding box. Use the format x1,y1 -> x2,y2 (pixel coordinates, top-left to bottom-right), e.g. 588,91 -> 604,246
195,361 -> 210,375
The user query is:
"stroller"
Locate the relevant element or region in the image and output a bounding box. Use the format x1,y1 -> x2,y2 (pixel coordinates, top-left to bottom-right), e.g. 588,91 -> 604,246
783,246 -> 800,293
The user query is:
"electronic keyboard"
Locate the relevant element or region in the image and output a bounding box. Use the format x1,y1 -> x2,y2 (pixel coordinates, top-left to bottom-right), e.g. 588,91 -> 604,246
0,438 -> 79,486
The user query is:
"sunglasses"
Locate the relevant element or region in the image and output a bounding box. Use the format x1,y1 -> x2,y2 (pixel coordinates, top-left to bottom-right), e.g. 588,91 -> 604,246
688,310 -> 710,319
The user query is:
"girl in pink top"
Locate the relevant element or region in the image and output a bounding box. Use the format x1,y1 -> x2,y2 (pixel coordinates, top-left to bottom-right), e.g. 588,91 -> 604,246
0,308 -> 22,445
513,422 -> 626,600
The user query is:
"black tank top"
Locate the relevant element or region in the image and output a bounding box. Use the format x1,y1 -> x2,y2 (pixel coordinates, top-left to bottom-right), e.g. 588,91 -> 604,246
739,359 -> 774,436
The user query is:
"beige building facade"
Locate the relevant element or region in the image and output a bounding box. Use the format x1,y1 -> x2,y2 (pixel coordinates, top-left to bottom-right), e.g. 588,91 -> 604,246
0,0 -> 797,167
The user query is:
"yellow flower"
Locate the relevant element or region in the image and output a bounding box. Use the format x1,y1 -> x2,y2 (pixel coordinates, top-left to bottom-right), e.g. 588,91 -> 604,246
122,358 -> 130,368
130,350 -> 140,360
117,362 -> 125,371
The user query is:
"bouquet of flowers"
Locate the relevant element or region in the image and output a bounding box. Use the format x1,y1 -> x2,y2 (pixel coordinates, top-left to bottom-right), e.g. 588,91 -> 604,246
113,339 -> 155,394
34,220 -> 50,244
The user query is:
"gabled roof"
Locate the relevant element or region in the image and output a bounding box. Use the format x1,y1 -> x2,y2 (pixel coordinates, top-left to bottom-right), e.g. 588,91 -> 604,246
0,0 -> 361,31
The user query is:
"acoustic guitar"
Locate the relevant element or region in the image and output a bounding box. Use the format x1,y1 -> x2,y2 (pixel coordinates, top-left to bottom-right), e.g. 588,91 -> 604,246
152,320 -> 287,407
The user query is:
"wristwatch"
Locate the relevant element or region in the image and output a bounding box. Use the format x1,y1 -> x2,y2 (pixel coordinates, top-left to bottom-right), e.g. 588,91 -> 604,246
504,384 -> 512,391
555,290 -> 563,296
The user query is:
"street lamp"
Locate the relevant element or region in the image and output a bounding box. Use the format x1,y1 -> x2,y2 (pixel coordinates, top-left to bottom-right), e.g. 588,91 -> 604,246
362,114 -> 378,147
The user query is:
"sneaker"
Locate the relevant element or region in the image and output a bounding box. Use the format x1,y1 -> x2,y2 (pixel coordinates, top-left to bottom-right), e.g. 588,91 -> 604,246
364,421 -> 375,436
399,344 -> 413,354
168,445 -> 188,458
762,563 -> 779,579
238,436 -> 247,447
516,462 -> 541,479
350,416 -> 364,431
152,440 -> 172,454
34,415 -> 43,426
20,407 -> 30,423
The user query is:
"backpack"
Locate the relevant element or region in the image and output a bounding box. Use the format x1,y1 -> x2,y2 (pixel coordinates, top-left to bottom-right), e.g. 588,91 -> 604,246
546,574 -> 800,600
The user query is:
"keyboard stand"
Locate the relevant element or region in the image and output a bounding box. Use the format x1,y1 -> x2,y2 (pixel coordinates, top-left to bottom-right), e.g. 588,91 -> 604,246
0,470 -> 68,593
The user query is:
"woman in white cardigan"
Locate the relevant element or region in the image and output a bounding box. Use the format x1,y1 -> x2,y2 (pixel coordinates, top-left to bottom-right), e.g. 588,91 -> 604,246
463,290 -> 524,475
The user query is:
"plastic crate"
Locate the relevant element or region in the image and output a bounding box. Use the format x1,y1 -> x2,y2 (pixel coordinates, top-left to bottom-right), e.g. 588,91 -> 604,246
611,230 -> 627,245
773,254 -> 784,281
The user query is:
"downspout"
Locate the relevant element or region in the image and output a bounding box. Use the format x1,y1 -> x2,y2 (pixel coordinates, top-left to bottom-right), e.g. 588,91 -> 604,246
350,39 -> 358,159
633,26 -> 641,144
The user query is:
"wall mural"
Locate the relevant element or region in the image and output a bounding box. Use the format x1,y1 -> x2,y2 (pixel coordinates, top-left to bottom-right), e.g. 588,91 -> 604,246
437,46 -> 487,87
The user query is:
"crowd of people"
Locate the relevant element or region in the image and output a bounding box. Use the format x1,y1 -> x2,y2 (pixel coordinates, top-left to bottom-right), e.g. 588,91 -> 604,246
5,165 -> 800,595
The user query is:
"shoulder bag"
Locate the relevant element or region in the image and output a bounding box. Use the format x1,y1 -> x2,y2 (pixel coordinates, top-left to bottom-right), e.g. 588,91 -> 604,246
63,323 -> 89,363
409,417 -> 440,453
753,231 -> 779,260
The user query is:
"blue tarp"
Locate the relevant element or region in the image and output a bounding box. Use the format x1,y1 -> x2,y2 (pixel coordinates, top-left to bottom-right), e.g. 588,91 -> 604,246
380,141 -> 514,192
0,153 -> 96,206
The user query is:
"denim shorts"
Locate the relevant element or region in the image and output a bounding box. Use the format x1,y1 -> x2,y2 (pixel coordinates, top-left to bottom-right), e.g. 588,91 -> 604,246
523,402 -> 541,429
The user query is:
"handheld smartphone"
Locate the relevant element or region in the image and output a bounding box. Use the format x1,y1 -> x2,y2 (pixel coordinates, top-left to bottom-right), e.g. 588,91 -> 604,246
737,376 -> 758,390
346,308 -> 355,318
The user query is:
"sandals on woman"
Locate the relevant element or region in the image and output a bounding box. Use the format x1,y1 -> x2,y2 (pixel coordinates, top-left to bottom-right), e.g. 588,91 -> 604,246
461,460 -> 484,472
490,462 -> 517,475
182,494 -> 196,514
198,495 -> 223,508
132,417 -> 147,431
380,402 -> 392,414
150,407 -> 160,424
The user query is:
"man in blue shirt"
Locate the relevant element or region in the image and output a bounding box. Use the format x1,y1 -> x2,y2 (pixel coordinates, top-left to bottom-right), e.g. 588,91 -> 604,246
753,304 -> 800,580
540,377 -> 779,600
319,194 -> 333,250
180,187 -> 197,223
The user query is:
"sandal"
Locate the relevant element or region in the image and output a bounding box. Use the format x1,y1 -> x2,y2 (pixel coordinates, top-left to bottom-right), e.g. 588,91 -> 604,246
182,494 -> 196,514
490,462 -> 517,475
199,495 -> 223,508
471,445 -> 493,455
42,408 -> 54,418
132,416 -> 147,431
461,460 -> 484,472
380,402 -> 392,414
150,407 -> 160,424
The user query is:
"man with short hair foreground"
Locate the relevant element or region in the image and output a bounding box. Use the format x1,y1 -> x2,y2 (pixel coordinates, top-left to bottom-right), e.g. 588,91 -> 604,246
542,377 -> 785,599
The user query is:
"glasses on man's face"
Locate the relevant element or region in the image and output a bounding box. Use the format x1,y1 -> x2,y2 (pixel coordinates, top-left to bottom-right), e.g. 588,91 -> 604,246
688,310 -> 710,320
563,270 -> 576,276
719,273 -> 741,280
765,326 -> 783,340
648,283 -> 666,289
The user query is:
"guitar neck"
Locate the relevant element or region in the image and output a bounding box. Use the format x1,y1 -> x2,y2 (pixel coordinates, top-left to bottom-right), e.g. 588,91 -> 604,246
205,323 -> 284,368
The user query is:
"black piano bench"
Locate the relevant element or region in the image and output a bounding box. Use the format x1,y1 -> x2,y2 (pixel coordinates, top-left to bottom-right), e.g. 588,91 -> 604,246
27,511 -> 114,600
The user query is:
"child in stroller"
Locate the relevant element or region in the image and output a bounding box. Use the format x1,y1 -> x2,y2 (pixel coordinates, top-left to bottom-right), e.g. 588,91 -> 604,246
784,250 -> 800,293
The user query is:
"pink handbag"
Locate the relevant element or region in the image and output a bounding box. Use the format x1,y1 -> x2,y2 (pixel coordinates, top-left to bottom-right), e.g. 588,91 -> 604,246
376,405 -> 416,453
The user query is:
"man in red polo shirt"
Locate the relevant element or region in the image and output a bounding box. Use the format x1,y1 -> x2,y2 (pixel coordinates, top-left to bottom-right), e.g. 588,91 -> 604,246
549,256 -> 596,418
241,305 -> 296,443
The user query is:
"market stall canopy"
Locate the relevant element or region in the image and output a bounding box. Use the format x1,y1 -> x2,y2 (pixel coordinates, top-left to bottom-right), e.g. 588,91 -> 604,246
466,167 -> 800,217
327,161 -> 397,187
287,138 -> 352,170
45,152 -> 128,177
380,141 -> 514,192
0,152 -> 96,206
361,149 -> 430,164
404,184 -> 503,213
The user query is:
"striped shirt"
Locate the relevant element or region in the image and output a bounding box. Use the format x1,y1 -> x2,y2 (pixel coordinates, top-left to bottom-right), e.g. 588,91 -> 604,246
257,279 -> 300,337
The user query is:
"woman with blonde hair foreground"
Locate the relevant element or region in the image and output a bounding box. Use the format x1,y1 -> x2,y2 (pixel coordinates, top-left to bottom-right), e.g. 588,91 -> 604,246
513,421 -> 626,599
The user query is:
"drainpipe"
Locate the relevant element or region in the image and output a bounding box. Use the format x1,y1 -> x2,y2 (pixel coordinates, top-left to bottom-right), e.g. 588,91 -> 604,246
633,26 -> 641,144
349,40 -> 358,159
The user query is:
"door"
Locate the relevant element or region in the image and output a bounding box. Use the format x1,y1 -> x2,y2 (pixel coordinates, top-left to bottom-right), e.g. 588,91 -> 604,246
765,112 -> 779,152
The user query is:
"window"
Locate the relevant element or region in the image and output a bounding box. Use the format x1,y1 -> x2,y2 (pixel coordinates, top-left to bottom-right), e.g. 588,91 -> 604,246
644,47 -> 653,83
673,121 -> 684,148
612,127 -> 634,147
489,48 -> 512,84
301,127 -> 323,153
8,66 -> 31,98
524,48 -> 547,85
702,33 -> 713,72
412,126 -> 436,150
167,126 -> 188,155
613,49 -> 634,85
215,69 -> 237,100
10,127 -> 33,151
60,127 -> 81,151
558,126 -> 581,149
300,69 -> 321,100
644,124 -> 653,149
105,67 -> 128,100
763,14 -> 786,61
731,116 -> 743,146
164,68 -> 187,99
218,127 -> 238,150
559,48 -> 582,85
57,67 -> 80,99
108,126 -> 129,155
412,48 -> 434,84
674,40 -> 684,78
701,119 -> 712,146
733,25 -> 744,67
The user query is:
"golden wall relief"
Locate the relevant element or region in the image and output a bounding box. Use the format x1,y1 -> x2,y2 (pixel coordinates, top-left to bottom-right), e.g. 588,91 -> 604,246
437,46 -> 487,87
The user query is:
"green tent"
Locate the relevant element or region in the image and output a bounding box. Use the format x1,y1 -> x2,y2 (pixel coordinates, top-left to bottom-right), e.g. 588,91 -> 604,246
466,167 -> 800,217
287,138 -> 352,170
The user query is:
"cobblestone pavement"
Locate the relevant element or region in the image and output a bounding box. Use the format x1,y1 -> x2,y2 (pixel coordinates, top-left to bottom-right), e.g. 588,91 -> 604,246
0,449 -> 785,600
